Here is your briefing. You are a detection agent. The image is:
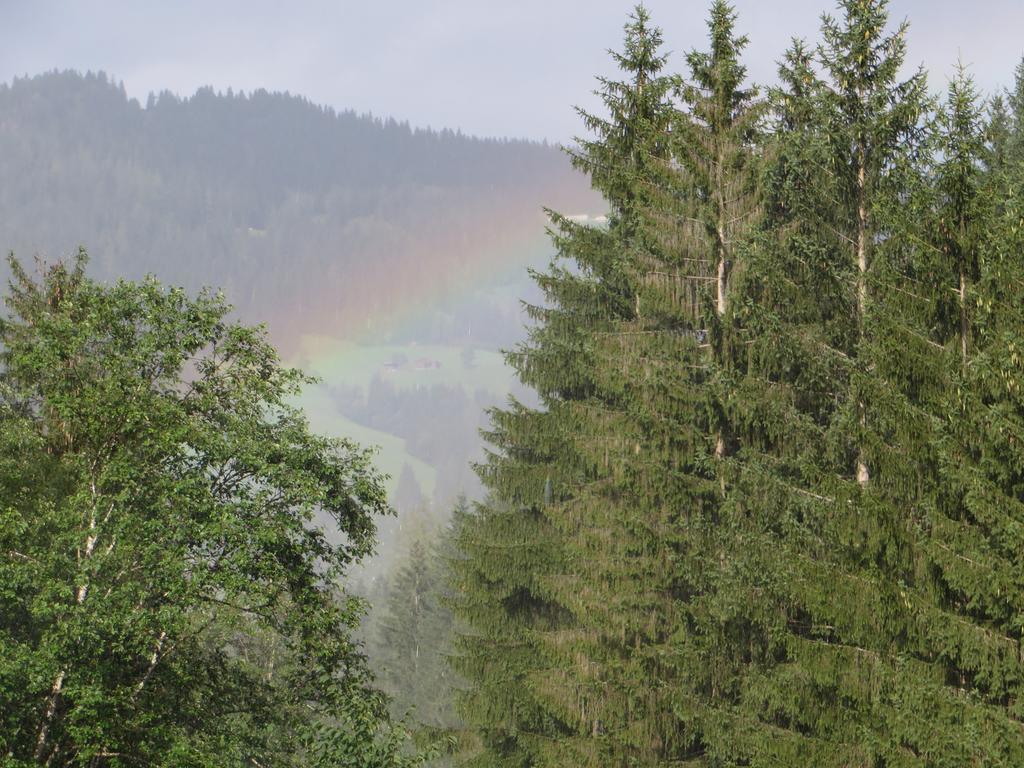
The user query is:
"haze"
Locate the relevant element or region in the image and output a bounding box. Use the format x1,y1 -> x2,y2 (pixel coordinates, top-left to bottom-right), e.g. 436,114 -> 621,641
2,0 -> 1022,142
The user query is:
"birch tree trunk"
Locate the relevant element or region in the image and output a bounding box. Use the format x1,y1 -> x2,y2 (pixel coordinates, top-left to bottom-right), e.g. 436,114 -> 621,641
35,482 -> 108,764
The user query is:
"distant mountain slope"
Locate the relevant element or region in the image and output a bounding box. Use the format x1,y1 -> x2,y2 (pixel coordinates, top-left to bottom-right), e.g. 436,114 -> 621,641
0,70 -> 599,350
0,69 -> 604,541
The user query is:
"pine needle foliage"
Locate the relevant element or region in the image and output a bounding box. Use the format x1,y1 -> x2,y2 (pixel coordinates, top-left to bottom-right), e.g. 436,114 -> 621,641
453,7 -> 682,767
452,2 -> 1024,765
1005,57 -> 1024,168
455,4 -> 762,766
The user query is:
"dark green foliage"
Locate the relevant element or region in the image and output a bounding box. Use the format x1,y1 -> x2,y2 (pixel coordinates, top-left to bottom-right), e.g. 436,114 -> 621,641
706,2 -> 987,762
914,67 -> 1024,764
451,7 -> 679,763
1005,57 -> 1024,166
0,252 -> 420,767
986,95 -> 1013,173
448,492 -> 570,768
531,9 -> 689,765
455,4 -> 760,765
453,2 -> 1024,766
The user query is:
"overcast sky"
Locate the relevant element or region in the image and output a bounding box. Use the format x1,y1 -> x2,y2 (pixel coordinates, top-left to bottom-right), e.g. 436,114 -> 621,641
1,1 -> 1021,142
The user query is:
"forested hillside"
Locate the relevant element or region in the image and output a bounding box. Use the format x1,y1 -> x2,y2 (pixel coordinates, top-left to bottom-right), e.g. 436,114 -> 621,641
0,70 -> 595,350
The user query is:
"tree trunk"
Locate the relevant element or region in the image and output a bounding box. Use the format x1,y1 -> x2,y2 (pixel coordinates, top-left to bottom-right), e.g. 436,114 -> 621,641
856,145 -> 870,486
959,216 -> 969,371
34,672 -> 65,763
715,139 -> 729,489
36,483 -> 110,763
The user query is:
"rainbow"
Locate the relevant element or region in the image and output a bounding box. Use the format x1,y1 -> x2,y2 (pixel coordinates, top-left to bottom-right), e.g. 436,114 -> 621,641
268,190 -> 601,357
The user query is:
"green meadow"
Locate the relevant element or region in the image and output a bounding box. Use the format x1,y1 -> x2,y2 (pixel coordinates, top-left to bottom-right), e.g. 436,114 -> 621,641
290,335 -> 519,499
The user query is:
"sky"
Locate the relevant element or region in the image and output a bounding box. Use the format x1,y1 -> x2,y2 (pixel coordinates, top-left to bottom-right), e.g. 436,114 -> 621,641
1,1 -> 1021,143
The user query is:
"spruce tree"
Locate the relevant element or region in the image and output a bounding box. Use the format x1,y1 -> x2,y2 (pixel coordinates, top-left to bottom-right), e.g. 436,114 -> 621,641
1006,56 -> 1024,166
986,95 -> 1012,175
453,5 -> 1024,764
646,0 -> 763,478
698,5 -> 1024,763
694,1 -> 970,762
453,7 -> 679,766
376,538 -> 457,730
456,5 -> 767,765
907,67 -> 1024,764
532,9 -> 686,765
602,1 -> 764,761
448,493 -> 570,768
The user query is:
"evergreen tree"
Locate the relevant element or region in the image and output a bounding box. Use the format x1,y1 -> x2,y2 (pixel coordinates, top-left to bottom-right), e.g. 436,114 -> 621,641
985,59 -> 1024,205
986,94 -> 1012,175
641,1 -> 766,759
531,8 -> 685,765
934,66 -> 986,370
580,2 -> 763,762
908,67 -> 1024,764
453,4 -> 1024,764
693,1 -> 967,762
376,536 -> 459,731
448,494 -> 570,768
1006,56 -> 1024,166
674,0 -> 761,330
453,7 -> 677,766
455,4 -> 764,765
